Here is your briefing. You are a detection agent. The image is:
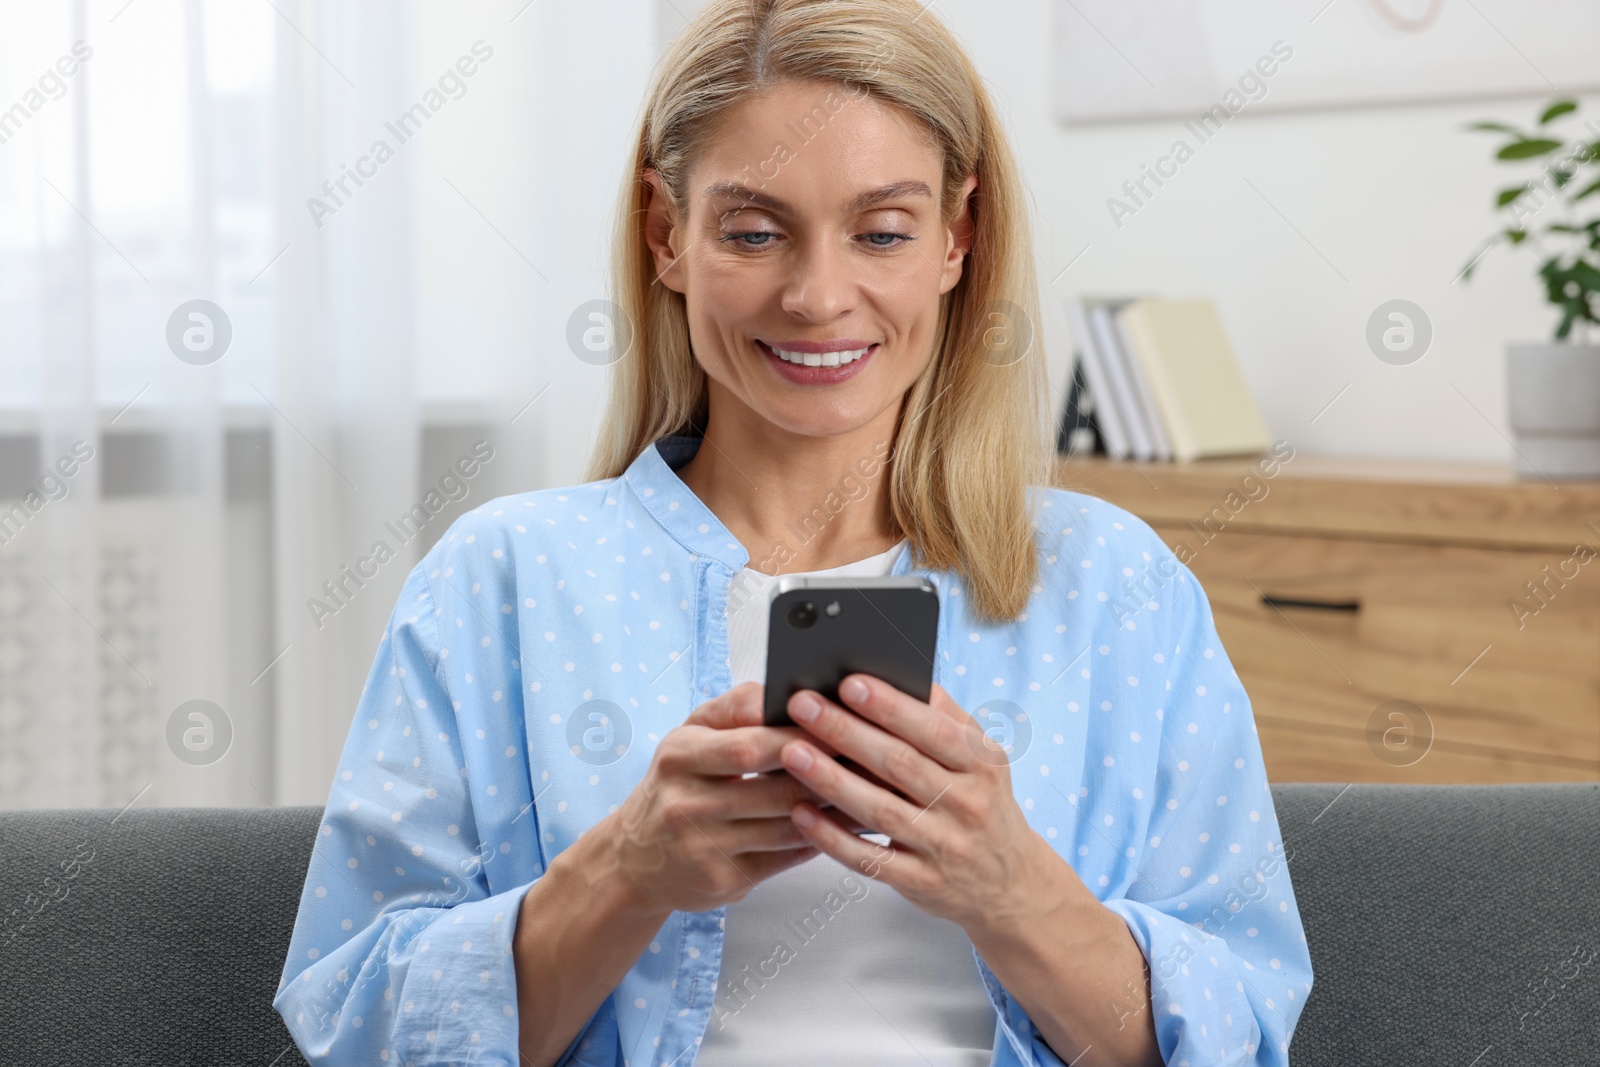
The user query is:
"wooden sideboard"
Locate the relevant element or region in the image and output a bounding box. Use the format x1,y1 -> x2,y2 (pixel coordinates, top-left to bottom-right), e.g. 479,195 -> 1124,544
1056,452 -> 1600,784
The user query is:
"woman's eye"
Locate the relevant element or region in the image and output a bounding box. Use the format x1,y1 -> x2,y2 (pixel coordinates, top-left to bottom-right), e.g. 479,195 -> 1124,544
864,232 -> 910,248
722,232 -> 779,249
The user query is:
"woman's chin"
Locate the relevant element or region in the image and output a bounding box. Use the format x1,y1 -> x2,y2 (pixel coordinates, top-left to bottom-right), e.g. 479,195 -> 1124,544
755,407 -> 878,441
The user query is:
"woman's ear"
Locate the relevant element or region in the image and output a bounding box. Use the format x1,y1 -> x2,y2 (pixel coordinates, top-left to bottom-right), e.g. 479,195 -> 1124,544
940,173 -> 979,294
642,167 -> 687,293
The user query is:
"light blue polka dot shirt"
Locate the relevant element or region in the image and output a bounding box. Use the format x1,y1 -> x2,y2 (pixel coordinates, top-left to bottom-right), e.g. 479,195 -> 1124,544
273,433 -> 1313,1067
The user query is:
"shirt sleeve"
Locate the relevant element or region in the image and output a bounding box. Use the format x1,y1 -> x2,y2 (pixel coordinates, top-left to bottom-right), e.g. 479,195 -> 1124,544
1097,561 -> 1314,1066
272,561 -> 612,1066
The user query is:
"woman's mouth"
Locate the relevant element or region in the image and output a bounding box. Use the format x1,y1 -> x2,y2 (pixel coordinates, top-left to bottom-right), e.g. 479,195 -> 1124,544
756,340 -> 878,385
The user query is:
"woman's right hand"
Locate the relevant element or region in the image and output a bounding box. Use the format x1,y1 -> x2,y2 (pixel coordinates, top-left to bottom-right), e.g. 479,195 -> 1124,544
592,681 -> 867,916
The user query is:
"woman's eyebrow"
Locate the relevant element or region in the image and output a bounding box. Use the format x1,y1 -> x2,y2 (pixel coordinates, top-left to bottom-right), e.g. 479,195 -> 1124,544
703,179 -> 933,215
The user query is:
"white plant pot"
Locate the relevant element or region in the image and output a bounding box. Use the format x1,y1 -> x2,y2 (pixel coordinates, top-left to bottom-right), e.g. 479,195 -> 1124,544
1506,342 -> 1600,480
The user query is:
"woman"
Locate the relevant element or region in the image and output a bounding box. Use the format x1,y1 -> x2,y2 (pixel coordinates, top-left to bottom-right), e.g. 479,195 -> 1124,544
274,1 -> 1312,1065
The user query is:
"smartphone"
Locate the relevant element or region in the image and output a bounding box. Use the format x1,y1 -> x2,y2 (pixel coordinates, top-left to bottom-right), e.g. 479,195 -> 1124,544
762,575 -> 941,728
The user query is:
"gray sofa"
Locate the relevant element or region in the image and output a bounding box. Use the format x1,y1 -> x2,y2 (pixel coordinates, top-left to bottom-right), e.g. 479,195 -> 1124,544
1,783 -> 1594,1065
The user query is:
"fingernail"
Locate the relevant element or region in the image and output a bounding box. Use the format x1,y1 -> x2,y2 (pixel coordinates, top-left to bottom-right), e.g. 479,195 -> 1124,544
791,693 -> 820,723
842,677 -> 868,705
784,744 -> 815,772
793,805 -> 817,829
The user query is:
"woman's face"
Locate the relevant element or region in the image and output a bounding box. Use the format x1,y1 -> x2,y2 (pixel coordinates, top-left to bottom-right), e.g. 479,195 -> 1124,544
645,79 -> 977,442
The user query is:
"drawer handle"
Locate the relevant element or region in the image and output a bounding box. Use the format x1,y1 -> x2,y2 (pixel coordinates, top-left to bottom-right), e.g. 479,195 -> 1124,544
1259,594 -> 1361,612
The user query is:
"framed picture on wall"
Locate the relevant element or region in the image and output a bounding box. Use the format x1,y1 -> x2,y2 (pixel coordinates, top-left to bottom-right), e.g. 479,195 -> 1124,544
1053,0 -> 1600,125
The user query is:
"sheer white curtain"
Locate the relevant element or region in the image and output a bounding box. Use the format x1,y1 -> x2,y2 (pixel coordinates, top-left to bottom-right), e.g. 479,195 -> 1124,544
1,0 -> 240,810
271,0 -> 661,805
268,0 -> 423,807
0,0 -> 431,811
1,0 -> 663,809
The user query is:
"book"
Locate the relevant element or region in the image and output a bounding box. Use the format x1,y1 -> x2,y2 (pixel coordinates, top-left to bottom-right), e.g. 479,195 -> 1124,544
1108,301 -> 1173,461
1087,302 -> 1155,460
1064,298 -> 1130,459
1117,299 -> 1272,461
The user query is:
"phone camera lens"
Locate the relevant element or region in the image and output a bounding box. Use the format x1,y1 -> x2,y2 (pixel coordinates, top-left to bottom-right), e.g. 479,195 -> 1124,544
787,600 -> 818,629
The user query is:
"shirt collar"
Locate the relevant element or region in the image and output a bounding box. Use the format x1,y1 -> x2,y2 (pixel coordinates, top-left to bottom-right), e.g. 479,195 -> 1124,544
622,433 -> 919,579
623,434 -> 751,570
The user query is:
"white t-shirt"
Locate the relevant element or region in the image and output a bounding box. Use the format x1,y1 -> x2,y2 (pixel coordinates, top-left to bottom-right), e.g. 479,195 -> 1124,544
695,538 -> 998,1065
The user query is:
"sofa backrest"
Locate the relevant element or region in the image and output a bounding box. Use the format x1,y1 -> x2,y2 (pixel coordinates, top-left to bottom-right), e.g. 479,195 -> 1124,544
0,783 -> 1594,1065
1274,782 -> 1597,1065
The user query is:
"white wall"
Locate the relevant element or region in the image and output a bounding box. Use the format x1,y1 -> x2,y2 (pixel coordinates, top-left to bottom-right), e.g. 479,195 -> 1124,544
410,0 -> 660,489
415,0 -> 1598,476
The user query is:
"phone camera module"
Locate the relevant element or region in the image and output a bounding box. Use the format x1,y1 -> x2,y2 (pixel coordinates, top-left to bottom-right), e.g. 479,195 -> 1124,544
787,600 -> 818,629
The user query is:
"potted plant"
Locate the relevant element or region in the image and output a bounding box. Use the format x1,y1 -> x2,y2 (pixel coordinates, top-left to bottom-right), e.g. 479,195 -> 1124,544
1462,98 -> 1600,479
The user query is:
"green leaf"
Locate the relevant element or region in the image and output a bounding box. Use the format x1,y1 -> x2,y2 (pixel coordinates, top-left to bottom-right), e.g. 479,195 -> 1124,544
1539,100 -> 1578,124
1498,139 -> 1564,160
1505,228 -> 1528,244
1466,121 -> 1526,137
1496,184 -> 1529,206
1572,261 -> 1600,289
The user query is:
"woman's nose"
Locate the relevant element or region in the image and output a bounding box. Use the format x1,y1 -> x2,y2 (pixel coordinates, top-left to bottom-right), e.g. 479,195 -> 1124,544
778,237 -> 857,322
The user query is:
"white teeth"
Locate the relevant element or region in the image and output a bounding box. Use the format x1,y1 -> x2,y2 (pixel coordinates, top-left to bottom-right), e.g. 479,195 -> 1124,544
767,344 -> 872,367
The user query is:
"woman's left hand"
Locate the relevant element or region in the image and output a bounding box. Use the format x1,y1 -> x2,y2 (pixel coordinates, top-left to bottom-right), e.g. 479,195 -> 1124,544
778,674 -> 1065,937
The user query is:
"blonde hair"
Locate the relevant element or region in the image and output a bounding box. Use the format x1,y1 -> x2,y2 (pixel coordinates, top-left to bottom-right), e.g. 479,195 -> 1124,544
585,0 -> 1052,624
